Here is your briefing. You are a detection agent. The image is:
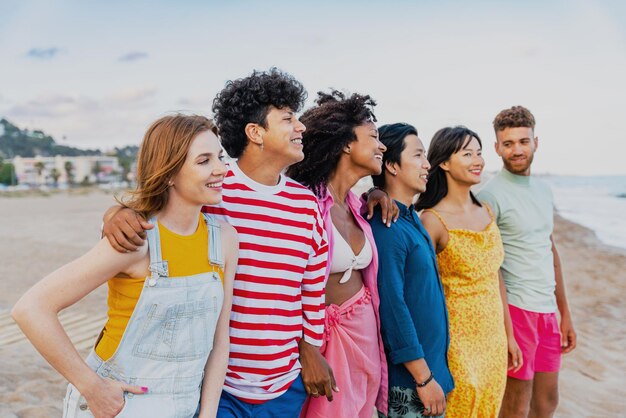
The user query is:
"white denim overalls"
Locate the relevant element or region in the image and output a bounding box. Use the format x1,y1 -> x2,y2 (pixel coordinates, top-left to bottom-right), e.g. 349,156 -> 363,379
63,213 -> 224,418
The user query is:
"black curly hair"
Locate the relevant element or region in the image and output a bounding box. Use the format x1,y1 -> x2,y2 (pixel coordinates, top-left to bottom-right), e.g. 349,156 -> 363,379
211,68 -> 307,158
286,90 -> 377,197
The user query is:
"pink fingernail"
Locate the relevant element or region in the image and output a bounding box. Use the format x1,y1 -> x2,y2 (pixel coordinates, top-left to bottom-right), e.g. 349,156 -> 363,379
141,387 -> 149,392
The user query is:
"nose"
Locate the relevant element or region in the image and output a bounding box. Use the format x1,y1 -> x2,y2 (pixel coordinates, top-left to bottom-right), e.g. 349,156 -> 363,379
295,118 -> 306,133
214,156 -> 228,176
378,140 -> 387,152
474,154 -> 485,167
423,158 -> 431,170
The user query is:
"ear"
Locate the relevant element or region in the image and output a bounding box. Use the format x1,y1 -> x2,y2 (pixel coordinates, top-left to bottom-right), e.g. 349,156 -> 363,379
494,141 -> 502,157
244,123 -> 264,147
533,136 -> 539,150
385,161 -> 399,176
439,160 -> 450,172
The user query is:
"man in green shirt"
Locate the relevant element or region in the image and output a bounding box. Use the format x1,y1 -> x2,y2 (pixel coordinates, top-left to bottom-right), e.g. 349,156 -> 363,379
478,106 -> 577,418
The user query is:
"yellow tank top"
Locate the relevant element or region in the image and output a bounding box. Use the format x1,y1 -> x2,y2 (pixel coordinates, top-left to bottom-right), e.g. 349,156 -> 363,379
95,214 -> 224,360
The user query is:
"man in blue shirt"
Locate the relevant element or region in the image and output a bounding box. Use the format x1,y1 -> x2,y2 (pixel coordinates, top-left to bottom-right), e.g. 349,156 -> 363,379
370,123 -> 453,418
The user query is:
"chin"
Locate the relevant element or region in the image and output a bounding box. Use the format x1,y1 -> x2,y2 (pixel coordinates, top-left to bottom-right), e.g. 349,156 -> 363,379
369,165 -> 383,176
505,163 -> 530,174
203,192 -> 222,206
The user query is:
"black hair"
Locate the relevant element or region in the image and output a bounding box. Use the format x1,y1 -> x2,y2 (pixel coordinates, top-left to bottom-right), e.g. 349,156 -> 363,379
287,90 -> 377,197
211,68 -> 307,158
415,126 -> 483,211
372,123 -> 418,189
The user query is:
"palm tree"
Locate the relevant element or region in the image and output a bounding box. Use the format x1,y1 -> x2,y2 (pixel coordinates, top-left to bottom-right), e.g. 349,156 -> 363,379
64,161 -> 74,186
50,168 -> 61,187
92,161 -> 102,184
34,161 -> 45,186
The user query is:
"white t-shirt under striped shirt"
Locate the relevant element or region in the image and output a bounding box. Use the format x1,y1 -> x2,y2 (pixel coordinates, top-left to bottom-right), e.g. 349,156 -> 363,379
202,162 -> 328,403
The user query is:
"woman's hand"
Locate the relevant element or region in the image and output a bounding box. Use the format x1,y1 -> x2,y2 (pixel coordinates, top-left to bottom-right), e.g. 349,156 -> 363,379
82,377 -> 147,418
365,188 -> 399,227
507,336 -> 524,373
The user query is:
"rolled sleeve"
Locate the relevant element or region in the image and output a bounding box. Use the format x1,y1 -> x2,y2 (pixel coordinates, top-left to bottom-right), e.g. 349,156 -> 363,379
373,221 -> 425,364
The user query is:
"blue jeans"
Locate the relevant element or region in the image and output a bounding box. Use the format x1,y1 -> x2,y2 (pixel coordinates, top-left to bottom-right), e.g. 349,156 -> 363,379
217,376 -> 307,418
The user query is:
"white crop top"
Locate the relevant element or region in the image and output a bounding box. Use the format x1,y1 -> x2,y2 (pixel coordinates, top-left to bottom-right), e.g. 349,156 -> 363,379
329,222 -> 373,283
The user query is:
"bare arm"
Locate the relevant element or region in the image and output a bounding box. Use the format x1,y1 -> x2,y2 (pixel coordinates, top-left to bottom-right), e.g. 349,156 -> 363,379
11,239 -> 148,417
499,271 -> 523,372
198,223 -> 238,418
403,359 -> 446,416
552,235 -> 576,353
420,211 -> 448,254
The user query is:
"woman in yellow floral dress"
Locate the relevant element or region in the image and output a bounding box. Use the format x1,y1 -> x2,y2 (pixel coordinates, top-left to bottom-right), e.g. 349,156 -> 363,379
416,126 -> 523,418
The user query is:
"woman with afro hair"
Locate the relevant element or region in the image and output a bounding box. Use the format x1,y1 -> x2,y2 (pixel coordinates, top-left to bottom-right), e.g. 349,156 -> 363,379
288,90 -> 391,418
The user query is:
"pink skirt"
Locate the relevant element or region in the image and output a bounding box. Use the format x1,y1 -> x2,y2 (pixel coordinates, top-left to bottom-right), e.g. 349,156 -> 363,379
301,286 -> 382,418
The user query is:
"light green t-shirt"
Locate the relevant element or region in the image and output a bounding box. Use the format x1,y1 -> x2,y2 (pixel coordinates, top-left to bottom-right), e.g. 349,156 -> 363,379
478,168 -> 557,313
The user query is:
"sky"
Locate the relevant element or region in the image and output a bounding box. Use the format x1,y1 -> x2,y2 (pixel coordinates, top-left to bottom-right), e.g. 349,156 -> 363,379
1,0 -> 625,175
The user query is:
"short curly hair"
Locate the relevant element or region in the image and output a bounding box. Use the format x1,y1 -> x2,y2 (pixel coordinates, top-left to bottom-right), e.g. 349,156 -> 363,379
212,68 -> 307,158
493,105 -> 535,132
287,90 -> 377,197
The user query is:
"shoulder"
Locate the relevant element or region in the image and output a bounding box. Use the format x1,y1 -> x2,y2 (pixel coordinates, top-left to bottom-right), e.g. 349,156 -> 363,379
420,209 -> 446,235
283,176 -> 321,205
369,210 -> 395,237
419,209 -> 440,227
532,176 -> 553,195
217,220 -> 238,245
477,176 -> 502,198
95,236 -> 149,277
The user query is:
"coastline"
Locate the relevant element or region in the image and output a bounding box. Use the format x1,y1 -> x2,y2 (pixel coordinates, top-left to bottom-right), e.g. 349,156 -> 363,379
0,193 -> 624,417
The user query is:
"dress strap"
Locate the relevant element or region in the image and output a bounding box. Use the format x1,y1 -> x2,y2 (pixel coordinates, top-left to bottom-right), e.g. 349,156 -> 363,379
423,209 -> 450,231
203,213 -> 224,267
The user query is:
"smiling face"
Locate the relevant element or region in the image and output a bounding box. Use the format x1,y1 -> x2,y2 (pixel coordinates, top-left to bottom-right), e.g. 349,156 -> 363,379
259,106 -> 307,166
495,126 -> 537,176
392,134 -> 431,194
347,121 -> 386,176
441,135 -> 484,186
170,130 -> 227,207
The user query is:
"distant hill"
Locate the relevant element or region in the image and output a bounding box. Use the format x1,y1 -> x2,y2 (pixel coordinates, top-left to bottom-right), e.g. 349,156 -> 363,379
0,118 -> 102,158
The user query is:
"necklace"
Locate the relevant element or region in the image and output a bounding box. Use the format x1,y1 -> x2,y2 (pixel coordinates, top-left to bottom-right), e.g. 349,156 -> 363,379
328,183 -> 349,212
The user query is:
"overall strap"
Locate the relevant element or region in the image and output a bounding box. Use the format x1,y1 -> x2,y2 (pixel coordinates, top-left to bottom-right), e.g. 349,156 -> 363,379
203,213 -> 224,267
146,216 -> 169,285
423,209 -> 450,231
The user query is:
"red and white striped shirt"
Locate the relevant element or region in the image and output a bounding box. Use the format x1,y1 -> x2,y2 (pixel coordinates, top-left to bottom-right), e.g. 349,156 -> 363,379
203,162 -> 328,403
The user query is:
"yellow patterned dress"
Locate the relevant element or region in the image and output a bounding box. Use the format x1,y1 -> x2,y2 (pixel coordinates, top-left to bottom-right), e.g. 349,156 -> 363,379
424,208 -> 507,418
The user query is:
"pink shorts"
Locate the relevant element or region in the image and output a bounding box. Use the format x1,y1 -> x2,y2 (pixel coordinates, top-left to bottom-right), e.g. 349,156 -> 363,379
508,304 -> 562,380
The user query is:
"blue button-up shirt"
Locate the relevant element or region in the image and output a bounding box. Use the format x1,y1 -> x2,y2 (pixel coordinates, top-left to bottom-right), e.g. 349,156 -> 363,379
369,200 -> 454,393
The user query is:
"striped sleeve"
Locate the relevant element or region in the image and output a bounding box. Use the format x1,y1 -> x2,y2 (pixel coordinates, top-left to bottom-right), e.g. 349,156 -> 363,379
301,201 -> 328,346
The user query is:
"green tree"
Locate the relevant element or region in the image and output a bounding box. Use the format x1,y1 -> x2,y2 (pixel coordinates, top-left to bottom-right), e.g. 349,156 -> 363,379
34,161 -> 46,185
64,161 -> 74,185
0,162 -> 17,185
50,168 -> 61,187
92,161 -> 102,184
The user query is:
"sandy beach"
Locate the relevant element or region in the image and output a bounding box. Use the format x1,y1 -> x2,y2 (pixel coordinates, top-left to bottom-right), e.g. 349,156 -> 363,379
0,192 -> 624,418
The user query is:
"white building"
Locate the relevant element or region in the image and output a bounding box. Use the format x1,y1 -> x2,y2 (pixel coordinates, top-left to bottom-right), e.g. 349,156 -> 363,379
12,155 -> 121,186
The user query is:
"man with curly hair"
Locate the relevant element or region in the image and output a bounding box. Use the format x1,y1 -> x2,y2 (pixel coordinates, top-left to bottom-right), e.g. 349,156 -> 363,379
102,68 -> 335,417
478,106 -> 577,418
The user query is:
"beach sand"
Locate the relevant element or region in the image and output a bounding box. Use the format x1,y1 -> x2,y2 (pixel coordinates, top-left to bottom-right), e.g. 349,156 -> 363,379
0,192 -> 624,417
